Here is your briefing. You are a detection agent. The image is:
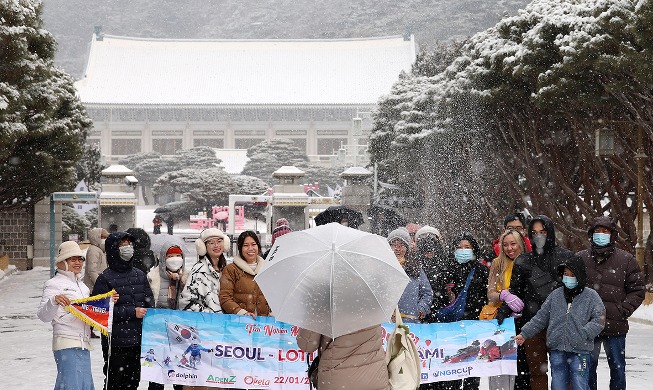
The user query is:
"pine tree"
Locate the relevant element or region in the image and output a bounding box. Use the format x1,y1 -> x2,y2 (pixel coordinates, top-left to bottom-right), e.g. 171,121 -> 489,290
0,0 -> 91,210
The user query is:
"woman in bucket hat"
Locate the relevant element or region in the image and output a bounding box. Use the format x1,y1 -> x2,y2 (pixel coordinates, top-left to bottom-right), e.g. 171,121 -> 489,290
37,241 -> 116,390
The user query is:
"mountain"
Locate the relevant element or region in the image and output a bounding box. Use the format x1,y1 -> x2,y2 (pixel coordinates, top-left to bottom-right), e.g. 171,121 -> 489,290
41,0 -> 531,79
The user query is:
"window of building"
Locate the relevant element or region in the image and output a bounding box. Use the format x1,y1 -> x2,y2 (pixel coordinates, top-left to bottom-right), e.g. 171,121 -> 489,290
111,139 -> 142,156
291,139 -> 307,153
235,138 -> 265,149
152,139 -> 183,155
317,138 -> 346,155
194,138 -> 224,148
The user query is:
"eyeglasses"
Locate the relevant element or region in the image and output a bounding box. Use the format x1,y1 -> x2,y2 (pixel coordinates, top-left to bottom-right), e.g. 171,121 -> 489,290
206,239 -> 224,246
66,257 -> 85,263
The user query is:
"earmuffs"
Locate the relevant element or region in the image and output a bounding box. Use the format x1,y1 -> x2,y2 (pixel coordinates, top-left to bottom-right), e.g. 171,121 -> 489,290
195,228 -> 228,257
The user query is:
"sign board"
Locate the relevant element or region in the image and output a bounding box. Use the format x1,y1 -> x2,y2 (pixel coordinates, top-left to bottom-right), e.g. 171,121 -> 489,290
51,192 -> 97,203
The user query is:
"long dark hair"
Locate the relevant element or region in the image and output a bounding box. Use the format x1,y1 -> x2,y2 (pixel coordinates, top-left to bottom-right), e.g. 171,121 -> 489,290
237,231 -> 261,258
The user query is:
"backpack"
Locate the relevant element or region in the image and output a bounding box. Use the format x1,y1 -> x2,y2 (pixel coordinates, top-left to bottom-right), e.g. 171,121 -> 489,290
386,307 -> 422,390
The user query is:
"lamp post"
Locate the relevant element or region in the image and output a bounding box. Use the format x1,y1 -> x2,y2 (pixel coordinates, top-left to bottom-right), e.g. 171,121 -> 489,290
595,123 -> 647,275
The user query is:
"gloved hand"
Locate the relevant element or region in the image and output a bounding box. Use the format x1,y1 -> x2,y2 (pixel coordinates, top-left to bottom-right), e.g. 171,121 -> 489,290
500,290 -> 525,312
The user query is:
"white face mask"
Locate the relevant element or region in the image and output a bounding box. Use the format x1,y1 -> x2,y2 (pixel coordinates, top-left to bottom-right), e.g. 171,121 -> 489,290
119,245 -> 134,261
166,256 -> 184,271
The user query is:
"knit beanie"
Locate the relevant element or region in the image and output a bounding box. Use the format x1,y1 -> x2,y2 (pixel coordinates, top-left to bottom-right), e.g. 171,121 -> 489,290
166,246 -> 183,257
387,228 -> 410,248
415,225 -> 441,241
275,218 -> 289,228
271,225 -> 293,245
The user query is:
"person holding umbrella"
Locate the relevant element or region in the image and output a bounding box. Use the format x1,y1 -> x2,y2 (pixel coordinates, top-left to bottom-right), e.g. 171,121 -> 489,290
255,223 -> 409,390
219,230 -> 271,319
387,227 -> 433,323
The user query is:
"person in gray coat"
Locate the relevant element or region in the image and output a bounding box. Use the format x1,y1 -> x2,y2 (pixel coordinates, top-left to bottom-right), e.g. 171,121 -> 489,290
514,255 -> 605,390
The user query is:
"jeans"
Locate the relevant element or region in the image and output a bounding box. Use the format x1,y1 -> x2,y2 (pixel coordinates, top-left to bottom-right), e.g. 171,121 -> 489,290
54,348 -> 95,390
589,335 -> 626,390
549,350 -> 591,390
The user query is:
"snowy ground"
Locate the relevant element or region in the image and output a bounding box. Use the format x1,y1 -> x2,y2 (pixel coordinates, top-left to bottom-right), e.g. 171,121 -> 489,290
1,266 -> 652,389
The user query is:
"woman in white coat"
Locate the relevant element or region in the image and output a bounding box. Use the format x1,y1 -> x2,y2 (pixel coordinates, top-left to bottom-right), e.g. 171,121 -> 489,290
37,241 -> 116,390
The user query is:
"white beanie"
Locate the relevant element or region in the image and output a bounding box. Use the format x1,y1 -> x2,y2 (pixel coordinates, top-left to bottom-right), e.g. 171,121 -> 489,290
415,225 -> 441,241
56,241 -> 85,263
195,228 -> 228,256
387,228 -> 410,248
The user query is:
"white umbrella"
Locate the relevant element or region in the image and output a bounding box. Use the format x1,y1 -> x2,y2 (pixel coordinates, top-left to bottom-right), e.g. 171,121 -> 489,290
255,222 -> 409,338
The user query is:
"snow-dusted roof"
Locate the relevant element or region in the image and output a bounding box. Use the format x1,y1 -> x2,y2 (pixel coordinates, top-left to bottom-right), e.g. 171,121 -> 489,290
340,166 -> 373,177
74,35 -> 416,105
101,165 -> 134,175
214,149 -> 249,175
273,166 -> 306,177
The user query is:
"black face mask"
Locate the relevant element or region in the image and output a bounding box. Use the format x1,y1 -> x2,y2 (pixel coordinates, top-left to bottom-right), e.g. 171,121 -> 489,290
418,238 -> 442,254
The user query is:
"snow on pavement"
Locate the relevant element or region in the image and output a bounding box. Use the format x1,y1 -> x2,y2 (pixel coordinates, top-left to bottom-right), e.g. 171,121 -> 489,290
1,267 -> 652,389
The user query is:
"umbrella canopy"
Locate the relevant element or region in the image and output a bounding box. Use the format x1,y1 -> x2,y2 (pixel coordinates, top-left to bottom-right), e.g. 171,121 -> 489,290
153,207 -> 170,214
314,206 -> 365,228
255,223 -> 409,338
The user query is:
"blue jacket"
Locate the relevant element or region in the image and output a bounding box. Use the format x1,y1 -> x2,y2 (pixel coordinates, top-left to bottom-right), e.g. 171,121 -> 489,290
92,231 -> 154,348
397,265 -> 433,323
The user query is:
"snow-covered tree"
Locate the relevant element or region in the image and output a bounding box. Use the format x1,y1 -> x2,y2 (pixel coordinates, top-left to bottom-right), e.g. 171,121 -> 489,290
242,139 -> 308,182
175,146 -> 221,169
0,0 -> 92,210
369,0 -> 653,255
75,143 -> 105,190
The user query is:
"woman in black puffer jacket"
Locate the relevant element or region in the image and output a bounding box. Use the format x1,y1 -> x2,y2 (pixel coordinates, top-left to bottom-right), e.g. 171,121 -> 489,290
92,231 -> 154,390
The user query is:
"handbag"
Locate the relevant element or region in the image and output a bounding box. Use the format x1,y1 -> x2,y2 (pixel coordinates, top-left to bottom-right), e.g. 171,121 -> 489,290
436,268 -> 475,322
479,301 -> 502,320
386,307 -> 422,390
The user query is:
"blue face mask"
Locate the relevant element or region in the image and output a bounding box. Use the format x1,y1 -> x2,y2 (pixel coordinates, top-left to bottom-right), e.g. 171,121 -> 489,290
454,248 -> 475,264
592,232 -> 611,247
562,275 -> 578,289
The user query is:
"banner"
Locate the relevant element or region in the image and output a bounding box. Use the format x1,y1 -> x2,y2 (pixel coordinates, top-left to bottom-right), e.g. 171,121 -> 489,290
141,309 -> 516,388
64,289 -> 115,336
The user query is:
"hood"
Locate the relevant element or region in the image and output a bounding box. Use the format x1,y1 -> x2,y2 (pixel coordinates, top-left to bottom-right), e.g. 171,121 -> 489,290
557,254 -> 587,290
158,237 -> 186,277
588,216 -> 617,245
126,227 -> 151,250
106,231 -> 133,272
449,232 -> 482,260
527,215 -> 556,253
88,228 -> 104,247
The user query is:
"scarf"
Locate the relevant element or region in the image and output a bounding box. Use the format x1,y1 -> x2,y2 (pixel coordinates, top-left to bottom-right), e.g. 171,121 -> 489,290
166,269 -> 182,308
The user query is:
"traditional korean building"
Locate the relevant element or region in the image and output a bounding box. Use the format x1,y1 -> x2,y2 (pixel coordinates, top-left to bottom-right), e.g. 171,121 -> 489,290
74,30 -> 417,165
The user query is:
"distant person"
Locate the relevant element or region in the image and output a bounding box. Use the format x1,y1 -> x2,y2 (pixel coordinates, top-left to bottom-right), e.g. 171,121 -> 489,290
263,218 -> 293,258
38,241 -> 116,390
405,223 -> 422,254
514,256 -> 605,390
166,216 -> 174,235
83,227 -> 109,292
92,231 -> 154,390
126,227 -> 157,274
576,216 -> 646,390
152,215 -> 163,235
108,224 -> 118,233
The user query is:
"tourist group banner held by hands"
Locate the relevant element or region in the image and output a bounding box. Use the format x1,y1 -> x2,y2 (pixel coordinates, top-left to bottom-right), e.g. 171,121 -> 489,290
140,309 -> 517,388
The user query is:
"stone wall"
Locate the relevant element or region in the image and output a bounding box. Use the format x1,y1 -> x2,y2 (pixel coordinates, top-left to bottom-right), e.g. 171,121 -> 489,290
0,206 -> 34,270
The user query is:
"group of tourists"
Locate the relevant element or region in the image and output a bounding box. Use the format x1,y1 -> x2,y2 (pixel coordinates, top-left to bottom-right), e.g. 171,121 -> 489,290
38,211 -> 646,390
389,214 -> 646,390
39,225 -> 272,390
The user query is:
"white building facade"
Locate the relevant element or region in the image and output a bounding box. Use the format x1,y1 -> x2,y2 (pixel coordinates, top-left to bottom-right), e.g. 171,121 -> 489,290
74,33 -> 417,165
